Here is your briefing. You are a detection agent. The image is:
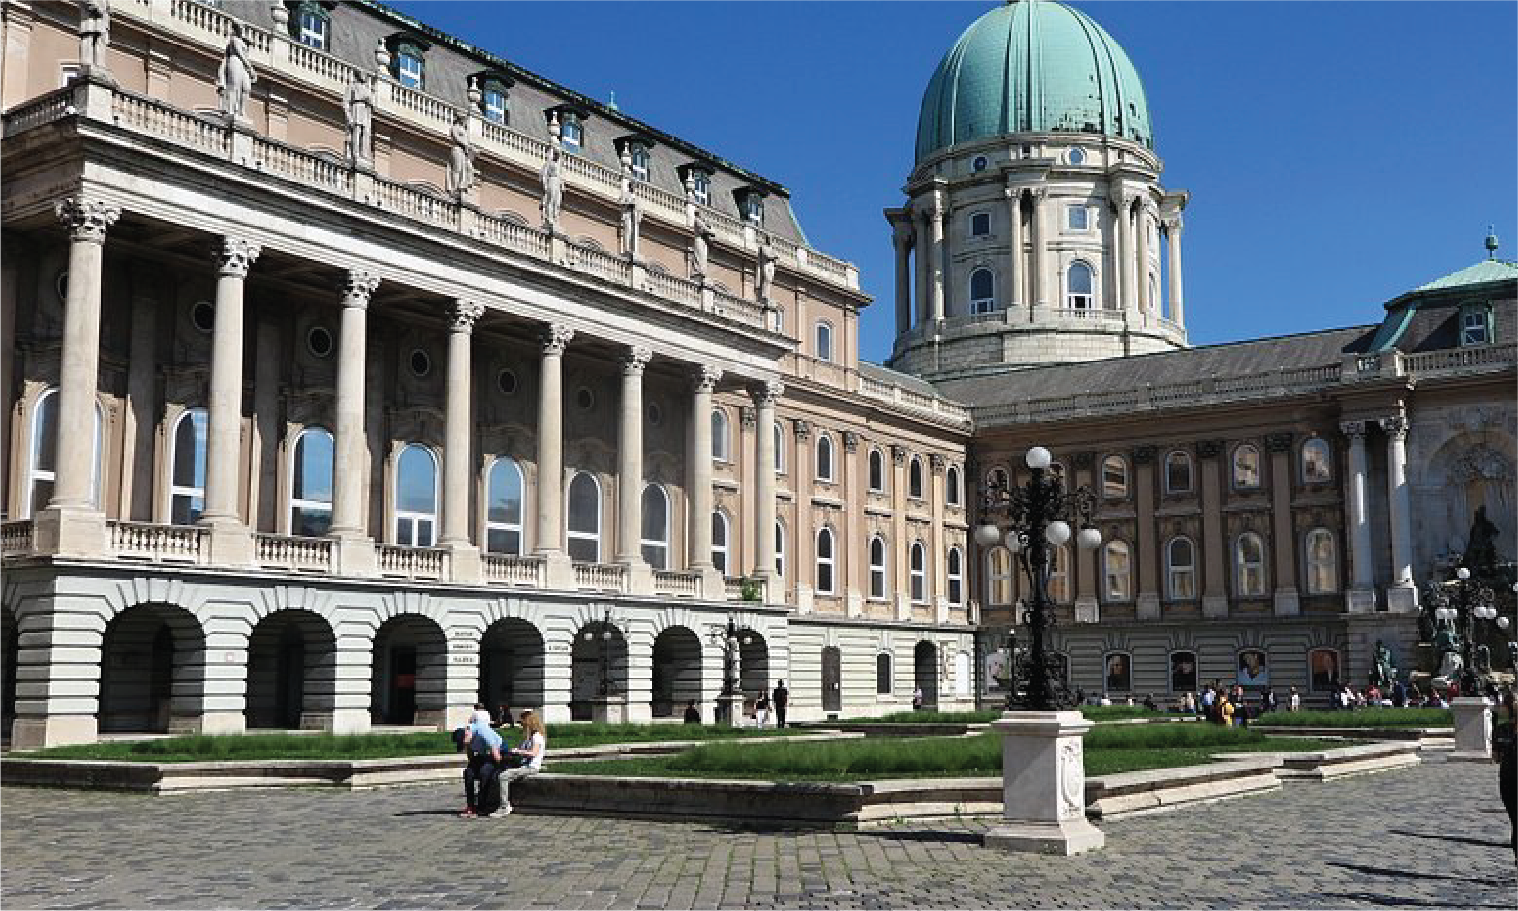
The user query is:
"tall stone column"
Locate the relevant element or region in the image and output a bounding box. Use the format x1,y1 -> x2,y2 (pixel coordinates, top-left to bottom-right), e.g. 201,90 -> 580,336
1341,421 -> 1376,613
1114,191 -> 1135,313
1135,202 -> 1152,314
751,380 -> 782,592
200,236 -> 260,564
37,196 -> 118,556
930,454 -> 948,625
1006,186 -> 1025,312
535,325 -> 574,586
1029,188 -> 1048,311
1163,217 -> 1185,327
1266,434 -> 1299,616
689,365 -> 722,598
914,209 -> 931,327
892,221 -> 913,337
928,198 -> 946,325
891,445 -> 910,621
1132,447 -> 1160,619
441,299 -> 485,580
330,271 -> 379,542
1071,453 -> 1099,624
616,347 -> 653,590
120,265 -> 159,521
1380,415 -> 1417,613
1197,440 -> 1228,618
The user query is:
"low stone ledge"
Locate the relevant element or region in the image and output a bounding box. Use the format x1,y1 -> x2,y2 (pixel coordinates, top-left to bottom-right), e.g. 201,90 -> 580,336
1083,758 -> 1282,821
1214,741 -> 1422,781
512,774 -> 873,828
1251,725 -> 1450,742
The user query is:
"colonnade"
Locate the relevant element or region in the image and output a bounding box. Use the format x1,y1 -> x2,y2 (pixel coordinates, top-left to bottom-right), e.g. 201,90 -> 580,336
38,193 -> 787,585
1341,417 -> 1417,611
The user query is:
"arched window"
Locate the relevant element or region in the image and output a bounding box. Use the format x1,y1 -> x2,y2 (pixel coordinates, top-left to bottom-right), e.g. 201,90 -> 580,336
1164,450 -> 1193,494
1301,437 -> 1332,483
909,457 -> 924,499
816,526 -> 836,594
641,484 -> 670,569
1102,455 -> 1128,499
1166,537 -> 1196,600
1046,544 -> 1070,603
947,546 -> 964,604
1305,528 -> 1337,594
815,322 -> 834,362
1066,261 -> 1093,310
485,457 -> 524,555
394,444 -> 438,547
773,421 -> 785,475
876,653 -> 892,694
711,510 -> 730,575
987,467 -> 1009,491
969,268 -> 995,314
167,407 -> 207,525
711,409 -> 731,463
946,465 -> 962,506
1235,532 -> 1266,597
909,541 -> 927,603
566,471 -> 601,561
987,546 -> 1014,605
289,427 -> 334,536
1103,540 -> 1132,602
775,520 -> 787,579
816,434 -> 835,482
869,535 -> 887,600
868,448 -> 886,493
27,388 -> 103,517
1232,444 -> 1261,489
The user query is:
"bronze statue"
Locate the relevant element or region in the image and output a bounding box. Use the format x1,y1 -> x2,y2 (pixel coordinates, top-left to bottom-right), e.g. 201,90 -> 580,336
1463,505 -> 1501,575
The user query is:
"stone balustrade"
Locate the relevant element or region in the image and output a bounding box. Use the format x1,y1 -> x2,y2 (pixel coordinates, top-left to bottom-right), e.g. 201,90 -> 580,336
376,543 -> 447,580
2,520 -> 34,556
857,375 -> 973,426
653,570 -> 701,599
482,553 -> 546,586
253,533 -> 334,573
573,562 -> 628,593
107,521 -> 207,563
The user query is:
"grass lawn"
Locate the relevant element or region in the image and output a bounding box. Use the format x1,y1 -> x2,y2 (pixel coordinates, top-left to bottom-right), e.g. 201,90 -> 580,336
9,722 -> 811,763
837,706 -> 1172,725
551,724 -> 1353,781
1254,707 -> 1452,728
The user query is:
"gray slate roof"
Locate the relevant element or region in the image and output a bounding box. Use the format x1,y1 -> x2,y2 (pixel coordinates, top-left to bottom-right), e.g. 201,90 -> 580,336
932,325 -> 1377,407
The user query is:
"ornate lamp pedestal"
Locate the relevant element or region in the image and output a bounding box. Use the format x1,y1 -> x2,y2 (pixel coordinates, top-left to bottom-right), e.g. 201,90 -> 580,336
1449,696 -> 1494,762
983,711 -> 1104,856
589,695 -> 628,725
716,693 -> 744,727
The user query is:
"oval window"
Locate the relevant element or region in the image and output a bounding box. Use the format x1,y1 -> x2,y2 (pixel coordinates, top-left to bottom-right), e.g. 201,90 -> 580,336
306,326 -> 333,358
409,349 -> 431,378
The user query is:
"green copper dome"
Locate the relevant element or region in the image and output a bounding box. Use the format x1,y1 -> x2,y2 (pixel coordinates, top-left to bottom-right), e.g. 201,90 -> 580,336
915,0 -> 1153,162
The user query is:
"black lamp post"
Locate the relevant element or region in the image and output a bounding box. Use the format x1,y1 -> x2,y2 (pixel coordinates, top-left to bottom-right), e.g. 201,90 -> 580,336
1423,569 -> 1514,696
707,614 -> 748,724
974,446 -> 1100,711
589,606 -> 623,697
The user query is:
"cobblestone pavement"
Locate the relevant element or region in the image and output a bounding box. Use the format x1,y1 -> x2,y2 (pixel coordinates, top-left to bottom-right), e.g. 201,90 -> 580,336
2,760 -> 1513,910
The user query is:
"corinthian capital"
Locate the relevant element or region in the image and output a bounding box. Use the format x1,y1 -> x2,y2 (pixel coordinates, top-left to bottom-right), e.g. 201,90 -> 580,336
621,345 -> 653,375
1378,415 -> 1409,438
1338,420 -> 1367,439
692,364 -> 723,393
342,270 -> 380,309
55,195 -> 120,244
750,379 -> 784,407
215,237 -> 261,277
541,323 -> 574,355
449,299 -> 485,333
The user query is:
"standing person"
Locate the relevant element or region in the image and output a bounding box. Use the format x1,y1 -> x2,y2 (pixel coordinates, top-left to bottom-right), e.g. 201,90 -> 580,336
1218,694 -> 1235,727
1492,687 -> 1516,861
754,690 -> 771,729
460,719 -> 503,819
772,680 -> 789,729
1391,678 -> 1407,708
469,702 -> 493,728
1288,686 -> 1301,712
682,700 -> 701,724
912,687 -> 924,711
499,710 -> 547,817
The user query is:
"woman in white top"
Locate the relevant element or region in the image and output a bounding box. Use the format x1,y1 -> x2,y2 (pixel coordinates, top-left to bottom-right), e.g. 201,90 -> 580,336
498,709 -> 546,816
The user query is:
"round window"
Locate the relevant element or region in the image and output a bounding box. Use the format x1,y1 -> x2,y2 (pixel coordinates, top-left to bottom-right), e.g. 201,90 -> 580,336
306,326 -> 334,358
409,349 -> 431,378
972,155 -> 988,173
496,368 -> 518,396
1068,147 -> 1086,165
576,387 -> 595,410
191,301 -> 215,333
646,401 -> 662,426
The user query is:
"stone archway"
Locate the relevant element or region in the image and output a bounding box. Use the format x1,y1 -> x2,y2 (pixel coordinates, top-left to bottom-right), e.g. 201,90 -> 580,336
650,626 -> 702,718
914,640 -> 939,710
739,629 -> 770,701
246,609 -> 337,730
370,615 -> 447,727
479,618 -> 545,720
99,603 -> 207,733
570,620 -> 627,721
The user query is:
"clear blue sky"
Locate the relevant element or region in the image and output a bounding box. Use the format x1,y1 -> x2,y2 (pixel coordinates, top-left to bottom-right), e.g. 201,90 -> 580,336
393,1 -> 1517,364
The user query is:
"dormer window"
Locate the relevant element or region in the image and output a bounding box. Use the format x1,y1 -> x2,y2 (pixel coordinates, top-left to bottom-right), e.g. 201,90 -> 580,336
386,37 -> 427,89
560,112 -> 583,152
1460,303 -> 1492,346
292,2 -> 329,50
480,80 -> 509,124
735,188 -> 765,224
679,164 -> 713,205
618,138 -> 653,181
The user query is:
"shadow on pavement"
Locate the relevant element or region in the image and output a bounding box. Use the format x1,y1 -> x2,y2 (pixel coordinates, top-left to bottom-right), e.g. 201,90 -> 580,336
852,829 -> 984,845
1389,828 -> 1513,849
1326,861 -> 1511,889
390,808 -> 463,817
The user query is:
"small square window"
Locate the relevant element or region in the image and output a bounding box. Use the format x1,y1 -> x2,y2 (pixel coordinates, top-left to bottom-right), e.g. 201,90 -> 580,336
688,170 -> 711,205
1460,306 -> 1491,346
1067,206 -> 1089,231
297,10 -> 327,50
397,51 -> 424,89
970,213 -> 991,237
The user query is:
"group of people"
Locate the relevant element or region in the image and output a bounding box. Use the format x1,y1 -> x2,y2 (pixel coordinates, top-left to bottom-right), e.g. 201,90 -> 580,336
682,681 -> 793,728
458,703 -> 546,819
1329,678 -> 1459,710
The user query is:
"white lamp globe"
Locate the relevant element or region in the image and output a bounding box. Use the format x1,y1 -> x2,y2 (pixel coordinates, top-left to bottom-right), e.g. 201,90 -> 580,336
1025,446 -> 1052,470
1007,533 -> 1024,553
973,524 -> 1003,547
1076,526 -> 1102,550
1498,616 -> 1511,631
1045,520 -> 1072,547
1456,567 -> 1471,580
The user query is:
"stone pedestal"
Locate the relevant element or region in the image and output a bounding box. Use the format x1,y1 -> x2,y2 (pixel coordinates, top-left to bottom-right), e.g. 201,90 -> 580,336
444,542 -> 482,583
1346,590 -> 1377,614
717,693 -> 745,727
1135,593 -> 1160,620
983,711 -> 1105,856
1202,596 -> 1228,619
10,714 -> 98,750
31,507 -> 107,558
624,561 -> 654,597
590,696 -> 629,725
302,708 -> 372,735
333,535 -> 377,577
205,522 -> 255,566
1449,696 -> 1494,762
1385,585 -> 1419,615
169,710 -> 245,736
1272,588 -> 1300,617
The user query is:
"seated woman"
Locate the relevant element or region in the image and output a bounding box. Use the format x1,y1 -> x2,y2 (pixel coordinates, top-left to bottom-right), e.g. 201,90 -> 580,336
498,709 -> 547,817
